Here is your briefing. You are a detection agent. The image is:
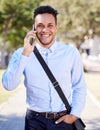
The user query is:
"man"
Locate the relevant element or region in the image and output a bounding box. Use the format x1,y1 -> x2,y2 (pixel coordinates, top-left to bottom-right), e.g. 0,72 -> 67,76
2,6 -> 86,130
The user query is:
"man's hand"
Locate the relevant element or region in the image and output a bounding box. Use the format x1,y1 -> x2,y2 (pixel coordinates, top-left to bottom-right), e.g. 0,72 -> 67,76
22,30 -> 37,57
55,114 -> 78,124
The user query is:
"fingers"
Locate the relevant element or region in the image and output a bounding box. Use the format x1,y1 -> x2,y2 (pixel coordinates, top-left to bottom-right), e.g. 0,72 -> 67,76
26,31 -> 37,38
24,30 -> 37,44
55,115 -> 65,124
23,30 -> 37,56
55,114 -> 78,124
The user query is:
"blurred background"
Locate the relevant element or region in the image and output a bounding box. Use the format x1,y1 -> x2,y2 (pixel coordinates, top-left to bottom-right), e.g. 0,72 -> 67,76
0,0 -> 100,69
0,0 -> 100,129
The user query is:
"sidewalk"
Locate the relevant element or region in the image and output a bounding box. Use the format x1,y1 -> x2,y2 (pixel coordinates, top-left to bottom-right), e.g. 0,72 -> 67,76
82,90 -> 100,130
0,85 -> 100,130
0,85 -> 26,130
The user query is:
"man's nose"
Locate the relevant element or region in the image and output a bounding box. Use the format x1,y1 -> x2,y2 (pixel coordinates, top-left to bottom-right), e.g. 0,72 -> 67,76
42,27 -> 48,32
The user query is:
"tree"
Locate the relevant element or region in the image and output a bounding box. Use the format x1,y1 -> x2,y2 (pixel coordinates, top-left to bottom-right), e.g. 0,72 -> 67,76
0,0 -> 42,49
88,0 -> 100,35
0,0 -> 42,68
41,0 -> 100,43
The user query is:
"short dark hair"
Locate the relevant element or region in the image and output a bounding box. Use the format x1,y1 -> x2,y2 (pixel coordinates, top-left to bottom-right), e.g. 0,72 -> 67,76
33,5 -> 58,24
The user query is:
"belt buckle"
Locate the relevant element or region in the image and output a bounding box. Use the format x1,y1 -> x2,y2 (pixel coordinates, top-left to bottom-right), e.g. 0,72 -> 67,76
45,112 -> 49,119
45,112 -> 58,119
54,112 -> 57,118
45,112 -> 52,119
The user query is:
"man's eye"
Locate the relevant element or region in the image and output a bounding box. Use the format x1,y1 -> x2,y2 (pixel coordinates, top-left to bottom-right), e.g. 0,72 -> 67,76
48,25 -> 53,28
37,25 -> 44,29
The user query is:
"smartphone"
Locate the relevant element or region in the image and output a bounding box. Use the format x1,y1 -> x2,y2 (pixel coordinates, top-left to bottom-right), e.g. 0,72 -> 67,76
30,25 -> 35,45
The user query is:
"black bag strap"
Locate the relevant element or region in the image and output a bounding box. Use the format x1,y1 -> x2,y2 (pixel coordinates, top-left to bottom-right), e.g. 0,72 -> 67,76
33,46 -> 71,113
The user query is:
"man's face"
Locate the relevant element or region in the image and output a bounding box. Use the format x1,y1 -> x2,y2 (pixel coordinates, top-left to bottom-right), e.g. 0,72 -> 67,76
34,13 -> 58,48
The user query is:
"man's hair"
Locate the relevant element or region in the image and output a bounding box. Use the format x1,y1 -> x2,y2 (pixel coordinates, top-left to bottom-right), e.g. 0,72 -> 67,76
33,5 -> 58,24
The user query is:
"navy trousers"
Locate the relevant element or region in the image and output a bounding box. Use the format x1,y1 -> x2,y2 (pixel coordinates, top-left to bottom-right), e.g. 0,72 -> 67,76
25,110 -> 73,130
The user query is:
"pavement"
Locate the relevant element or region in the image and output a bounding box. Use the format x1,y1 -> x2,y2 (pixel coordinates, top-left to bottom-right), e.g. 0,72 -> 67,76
0,85 -> 26,130
0,85 -> 100,130
82,90 -> 100,130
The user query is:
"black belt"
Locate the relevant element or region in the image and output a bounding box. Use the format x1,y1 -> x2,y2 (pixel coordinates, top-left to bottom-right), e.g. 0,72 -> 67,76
27,109 -> 67,119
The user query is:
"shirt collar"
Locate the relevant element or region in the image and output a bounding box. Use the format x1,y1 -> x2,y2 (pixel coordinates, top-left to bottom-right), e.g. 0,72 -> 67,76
36,40 -> 59,53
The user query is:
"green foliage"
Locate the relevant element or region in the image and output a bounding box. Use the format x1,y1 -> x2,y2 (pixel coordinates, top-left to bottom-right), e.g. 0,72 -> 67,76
0,0 -> 100,49
41,0 -> 100,42
0,0 -> 41,50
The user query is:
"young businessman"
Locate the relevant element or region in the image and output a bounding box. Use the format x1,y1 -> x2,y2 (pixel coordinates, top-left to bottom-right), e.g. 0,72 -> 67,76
2,6 -> 86,130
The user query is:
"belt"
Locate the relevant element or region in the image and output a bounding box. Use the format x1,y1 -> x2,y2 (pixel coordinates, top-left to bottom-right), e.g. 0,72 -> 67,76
28,109 -> 67,119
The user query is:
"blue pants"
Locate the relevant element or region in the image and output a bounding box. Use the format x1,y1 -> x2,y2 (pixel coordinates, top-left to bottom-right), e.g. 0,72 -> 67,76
25,110 -> 73,130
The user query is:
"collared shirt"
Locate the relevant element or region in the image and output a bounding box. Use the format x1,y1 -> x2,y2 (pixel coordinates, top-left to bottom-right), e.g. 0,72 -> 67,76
2,41 -> 86,117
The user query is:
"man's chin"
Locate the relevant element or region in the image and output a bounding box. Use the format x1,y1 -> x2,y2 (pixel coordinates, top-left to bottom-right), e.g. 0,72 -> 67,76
39,40 -> 51,45
37,38 -> 54,47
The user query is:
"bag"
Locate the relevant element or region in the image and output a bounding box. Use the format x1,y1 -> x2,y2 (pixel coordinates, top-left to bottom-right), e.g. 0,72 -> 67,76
73,118 -> 86,130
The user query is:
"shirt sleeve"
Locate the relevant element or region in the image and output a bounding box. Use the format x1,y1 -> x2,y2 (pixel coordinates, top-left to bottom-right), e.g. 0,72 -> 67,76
2,48 -> 29,90
70,48 -> 87,117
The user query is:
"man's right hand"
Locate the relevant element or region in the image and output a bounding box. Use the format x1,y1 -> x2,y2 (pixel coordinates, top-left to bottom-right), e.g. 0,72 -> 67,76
22,30 -> 37,57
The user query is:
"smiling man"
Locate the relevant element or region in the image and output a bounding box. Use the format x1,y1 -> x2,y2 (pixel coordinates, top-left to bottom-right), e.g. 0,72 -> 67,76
2,6 -> 86,130
34,13 -> 57,47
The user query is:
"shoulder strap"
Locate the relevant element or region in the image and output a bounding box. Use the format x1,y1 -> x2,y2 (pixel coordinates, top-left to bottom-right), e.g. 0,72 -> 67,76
33,46 -> 71,113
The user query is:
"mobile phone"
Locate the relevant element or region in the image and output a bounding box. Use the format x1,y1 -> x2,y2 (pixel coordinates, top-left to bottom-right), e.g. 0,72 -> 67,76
30,25 -> 35,45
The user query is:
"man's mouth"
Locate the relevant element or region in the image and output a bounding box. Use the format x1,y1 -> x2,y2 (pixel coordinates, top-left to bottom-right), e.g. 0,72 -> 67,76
41,34 -> 50,38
